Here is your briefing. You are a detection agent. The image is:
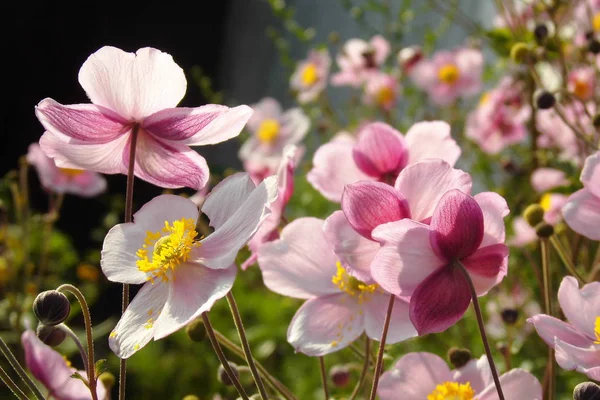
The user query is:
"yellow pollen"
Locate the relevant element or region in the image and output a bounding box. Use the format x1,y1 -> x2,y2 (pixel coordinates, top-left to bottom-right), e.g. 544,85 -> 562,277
427,381 -> 475,400
257,119 -> 281,144
572,79 -> 591,100
595,316 -> 600,344
479,92 -> 491,106
376,86 -> 395,106
332,262 -> 378,304
59,168 -> 85,177
301,63 -> 319,86
133,344 -> 140,351
540,193 -> 552,212
136,218 -> 198,282
62,356 -> 72,368
594,12 -> 600,32
144,318 -> 154,330
438,64 -> 460,84
109,331 -> 117,338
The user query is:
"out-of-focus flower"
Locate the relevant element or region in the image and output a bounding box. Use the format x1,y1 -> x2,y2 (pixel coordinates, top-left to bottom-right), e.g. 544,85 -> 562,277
331,35 -> 390,87
290,49 -> 331,104
410,47 -> 483,106
568,67 -> 596,101
76,263 -> 101,282
493,1 -> 535,31
397,45 -> 423,74
508,193 -> 568,247
239,98 -> 309,184
308,121 -> 460,202
362,72 -> 400,111
508,217 -> 538,248
378,352 -> 542,399
257,215 -> 416,356
563,151 -> 600,240
27,143 -> 106,197
102,174 -> 277,358
465,78 -> 529,154
36,46 -> 252,190
531,168 -> 569,193
528,276 -> 600,380
22,329 -> 107,400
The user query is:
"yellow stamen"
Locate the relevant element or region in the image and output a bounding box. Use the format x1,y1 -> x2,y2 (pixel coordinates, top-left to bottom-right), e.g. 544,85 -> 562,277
62,356 -> 72,368
427,381 -> 475,400
301,63 -> 319,86
257,119 -> 281,144
595,316 -> 600,344
136,218 -> 198,282
59,168 -> 85,177
594,12 -> 600,32
438,64 -> 460,84
375,86 -> 395,106
540,193 -> 552,212
572,79 -> 591,100
332,262 -> 378,304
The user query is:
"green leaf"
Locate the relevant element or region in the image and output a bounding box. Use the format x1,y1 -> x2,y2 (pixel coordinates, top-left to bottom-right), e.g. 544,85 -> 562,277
94,359 -> 107,378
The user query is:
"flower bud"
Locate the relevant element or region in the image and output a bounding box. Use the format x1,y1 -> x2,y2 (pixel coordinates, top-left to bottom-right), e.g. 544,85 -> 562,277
593,113 -> 600,127
329,365 -> 351,387
573,381 -> 600,400
535,222 -> 555,238
98,372 -> 116,389
36,323 -> 66,347
448,347 -> 472,369
534,24 -> 549,44
501,308 -> 519,325
510,43 -> 530,63
589,39 -> 600,55
535,90 -> 556,109
185,318 -> 205,342
182,396 -> 200,400
523,204 -> 545,227
33,290 -> 70,326
217,362 -> 239,386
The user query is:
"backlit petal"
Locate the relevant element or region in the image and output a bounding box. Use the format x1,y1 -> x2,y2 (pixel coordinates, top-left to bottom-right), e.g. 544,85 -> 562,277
563,188 -> 600,240
404,121 -> 460,166
478,369 -> 542,400
558,276 -> 600,340
581,151 -> 600,197
202,173 -> 256,229
352,122 -> 408,177
364,293 -> 417,344
474,192 -> 509,247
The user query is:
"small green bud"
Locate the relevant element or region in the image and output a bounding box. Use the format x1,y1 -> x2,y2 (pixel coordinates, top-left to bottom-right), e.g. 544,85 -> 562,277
185,318 -> 205,342
574,381 -> 600,400
217,362 -> 239,386
33,290 -> 70,326
98,372 -> 116,389
535,222 -> 555,238
329,365 -> 351,387
182,396 -> 200,400
523,204 -> 545,227
448,347 -> 472,369
36,323 -> 66,347
510,43 -> 530,63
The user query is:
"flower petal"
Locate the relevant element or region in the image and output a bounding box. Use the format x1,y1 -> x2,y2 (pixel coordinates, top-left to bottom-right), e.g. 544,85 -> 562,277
554,338 -> 600,379
478,369 -> 542,400
247,97 -> 282,132
101,223 -> 152,285
581,151 -> 600,198
352,123 -> 408,177
453,356 -> 493,394
531,168 -> 568,193
474,192 -> 509,247
461,244 -> 509,295
558,276 -> 600,340
202,172 -> 256,230
132,194 -> 200,233
404,121 -> 460,166
364,293 -> 417,344
563,188 -> 600,240
287,294 -> 364,356
527,314 -> 592,348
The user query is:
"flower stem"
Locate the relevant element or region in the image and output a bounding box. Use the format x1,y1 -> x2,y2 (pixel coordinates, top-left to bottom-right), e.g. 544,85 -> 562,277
540,239 -> 555,400
549,236 -> 586,285
0,366 -> 28,400
201,312 -> 249,400
319,356 -> 329,400
56,284 -> 98,400
368,294 -> 395,400
349,336 -> 371,400
56,323 -> 88,371
0,337 -> 45,399
454,260 -> 505,400
226,292 -> 269,400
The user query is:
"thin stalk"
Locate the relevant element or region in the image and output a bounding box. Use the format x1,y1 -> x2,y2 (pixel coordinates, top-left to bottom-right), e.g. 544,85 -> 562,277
226,292 -> 268,400
319,356 -> 329,400
56,284 -> 98,400
0,337 -> 44,399
0,366 -> 28,400
57,323 -> 88,370
549,236 -> 586,285
540,239 -> 554,400
349,337 -> 371,400
368,294 -> 395,400
201,313 -> 249,400
454,260 -> 505,400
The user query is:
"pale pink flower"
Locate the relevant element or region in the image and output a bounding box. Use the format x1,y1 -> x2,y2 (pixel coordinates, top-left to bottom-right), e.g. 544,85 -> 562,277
362,72 -> 400,111
508,217 -> 538,248
563,151 -> 600,240
27,142 -> 106,197
331,35 -> 390,87
397,45 -> 423,74
528,276 -> 600,380
308,121 -> 460,202
257,214 -> 416,356
378,352 -> 542,400
410,47 -> 483,106
239,98 -> 309,183
568,66 -> 597,101
101,173 -> 277,358
290,49 -> 331,104
531,168 -> 569,193
36,46 -> 252,190
22,330 -> 107,400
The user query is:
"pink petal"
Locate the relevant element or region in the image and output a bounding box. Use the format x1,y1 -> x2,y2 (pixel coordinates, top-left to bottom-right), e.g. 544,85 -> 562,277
527,314 -> 592,348
280,108 -> 310,145
342,181 -> 410,240
378,352 -> 453,400
478,369 -> 542,400
257,218 -> 339,299
453,356 -> 492,393
404,121 -> 461,166
461,244 -> 509,295
202,173 -> 256,230
27,143 -> 59,188
65,171 -> 107,198
132,194 -> 200,233
153,263 -> 237,339
474,192 -> 509,247
78,46 -> 187,119
371,220 -> 444,297
531,168 -> 569,193
287,294 -> 364,356
581,151 -> 600,197
371,35 -> 391,65
562,188 -> 600,240
394,159 -> 472,222
142,104 -> 252,145
558,276 -> 600,340
554,338 -> 600,379
352,123 -> 408,178
508,217 -> 537,247
364,293 -> 417,344
429,190 -> 484,260
409,265 -> 472,335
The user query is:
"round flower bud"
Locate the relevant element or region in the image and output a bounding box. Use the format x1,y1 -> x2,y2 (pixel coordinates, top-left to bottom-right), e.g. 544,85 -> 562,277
574,381 -> 600,400
535,222 -> 555,238
535,90 -> 556,110
593,113 -> 600,127
501,308 -> 519,325
33,290 -> 70,326
217,362 -> 239,386
523,204 -> 545,227
182,396 -> 200,400
589,39 -> 600,55
36,323 -> 67,347
329,365 -> 351,387
98,372 -> 116,389
534,24 -> 549,44
448,347 -> 472,369
510,43 -> 530,63
185,318 -> 205,342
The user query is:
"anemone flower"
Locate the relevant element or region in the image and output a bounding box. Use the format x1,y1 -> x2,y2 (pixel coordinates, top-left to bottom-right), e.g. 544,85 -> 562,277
290,49 -> 331,104
362,72 -> 400,111
101,173 -> 276,358
36,46 -> 252,190
530,168 -> 569,193
331,35 -> 390,87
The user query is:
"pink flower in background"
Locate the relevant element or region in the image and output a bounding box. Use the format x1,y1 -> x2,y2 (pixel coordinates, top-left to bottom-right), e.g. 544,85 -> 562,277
371,189 -> 509,334
397,45 -> 423,74
568,66 -> 596,101
27,142 -> 107,197
362,72 -> 400,111
531,168 -> 569,193
257,215 -> 416,356
331,35 -> 390,87
239,97 -> 309,184
378,352 -> 542,400
410,47 -> 483,106
563,151 -> 600,240
22,330 -> 107,400
508,217 -> 538,248
290,49 -> 331,104
308,121 -> 461,202
36,46 -> 252,190
466,78 -> 529,154
102,174 -> 277,358
528,276 -> 600,380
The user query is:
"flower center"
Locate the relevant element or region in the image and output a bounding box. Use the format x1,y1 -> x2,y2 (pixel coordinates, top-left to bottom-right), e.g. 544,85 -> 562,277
301,63 -> 319,86
438,64 -> 460,84
257,119 -> 281,144
595,316 -> 600,344
427,381 -> 475,400
332,262 -> 378,303
376,86 -> 395,106
594,12 -> 600,32
572,79 -> 591,100
136,218 -> 198,282
59,168 -> 85,178
540,193 -> 552,212
479,92 -> 490,106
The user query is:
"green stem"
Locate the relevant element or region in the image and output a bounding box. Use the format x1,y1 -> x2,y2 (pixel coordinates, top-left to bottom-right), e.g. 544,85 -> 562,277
540,239 -> 554,400
319,356 -> 329,400
0,366 -> 28,400
0,337 -> 44,399
549,236 -> 586,285
349,337 -> 371,400
56,323 -> 88,370
369,294 -> 395,400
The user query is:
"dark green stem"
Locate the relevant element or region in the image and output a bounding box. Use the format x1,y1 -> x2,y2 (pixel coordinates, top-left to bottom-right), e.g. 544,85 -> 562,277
540,239 -> 554,400
319,356 -> 329,400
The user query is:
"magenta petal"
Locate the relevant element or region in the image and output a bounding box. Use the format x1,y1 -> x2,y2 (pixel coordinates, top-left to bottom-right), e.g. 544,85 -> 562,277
562,188 -> 600,241
342,181 -> 410,240
409,265 -> 472,335
429,189 -> 484,260
352,122 -> 408,177
461,244 -> 508,295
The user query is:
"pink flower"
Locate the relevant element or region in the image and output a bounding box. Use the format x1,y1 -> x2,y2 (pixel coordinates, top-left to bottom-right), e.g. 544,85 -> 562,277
508,217 -> 538,248
257,214 -> 416,356
308,121 -> 461,202
101,173 -> 277,358
26,143 -> 106,197
331,35 -> 390,87
528,276 -> 600,380
371,189 -> 509,334
531,168 -> 568,193
568,66 -> 596,101
378,352 -> 542,400
22,330 -> 107,400
362,72 -> 400,111
397,45 -> 423,74
410,47 -> 483,106
239,98 -> 309,183
290,49 -> 331,104
563,151 -> 600,240
35,46 -> 252,190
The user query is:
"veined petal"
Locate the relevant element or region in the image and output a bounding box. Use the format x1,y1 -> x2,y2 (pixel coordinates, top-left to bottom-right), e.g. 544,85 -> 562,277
352,122 -> 408,177
202,173 -> 256,230
453,356 -> 493,394
478,369 -> 542,400
131,194 -> 200,233
474,192 -> 509,247
563,189 -> 600,240
101,223 -> 152,285
581,151 -> 600,198
527,314 -> 592,348
404,121 -> 460,166
461,244 -> 509,295
558,276 -> 600,340
554,338 -> 600,378
364,293 -> 417,344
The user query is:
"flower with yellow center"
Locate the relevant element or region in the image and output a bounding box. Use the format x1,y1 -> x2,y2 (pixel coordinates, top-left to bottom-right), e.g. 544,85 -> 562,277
438,64 -> 460,85
257,118 -> 281,144
301,63 -> 319,86
540,193 -> 552,212
594,12 -> 600,32
572,79 -> 591,100
59,168 -> 86,178
479,92 -> 490,106
376,86 -> 395,107
332,262 -> 378,304
595,316 -> 600,344
427,381 -> 475,400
